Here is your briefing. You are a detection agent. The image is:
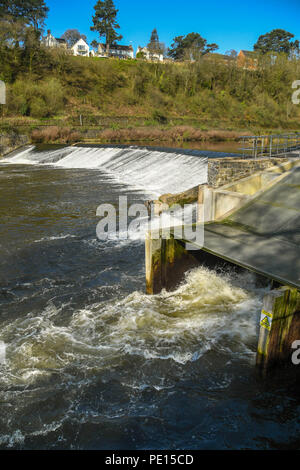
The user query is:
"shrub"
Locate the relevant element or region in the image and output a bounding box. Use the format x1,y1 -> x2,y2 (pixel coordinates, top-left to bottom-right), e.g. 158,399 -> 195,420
31,127 -> 80,144
152,110 -> 168,124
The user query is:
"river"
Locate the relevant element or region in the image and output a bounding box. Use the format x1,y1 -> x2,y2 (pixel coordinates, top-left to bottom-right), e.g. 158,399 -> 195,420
0,145 -> 299,450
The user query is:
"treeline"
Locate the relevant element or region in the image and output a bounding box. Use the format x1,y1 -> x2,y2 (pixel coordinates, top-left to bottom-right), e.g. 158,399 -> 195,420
1,0 -> 300,131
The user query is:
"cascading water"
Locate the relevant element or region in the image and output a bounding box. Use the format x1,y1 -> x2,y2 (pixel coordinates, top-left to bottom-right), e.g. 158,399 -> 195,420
3,145 -> 209,196
0,145 -> 298,450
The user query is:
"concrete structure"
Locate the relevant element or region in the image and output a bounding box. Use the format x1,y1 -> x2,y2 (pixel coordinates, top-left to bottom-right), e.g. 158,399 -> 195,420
146,231 -> 200,294
136,46 -> 164,62
145,158 -> 300,371
42,30 -> 67,49
97,43 -> 134,59
0,134 -> 29,158
207,157 -> 288,188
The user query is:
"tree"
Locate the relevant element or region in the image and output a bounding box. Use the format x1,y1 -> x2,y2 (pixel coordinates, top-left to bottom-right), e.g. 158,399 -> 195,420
61,29 -> 87,48
23,25 -> 43,75
0,0 -> 49,31
225,49 -> 237,58
0,13 -> 26,47
91,39 -> 99,52
90,0 -> 122,55
168,33 -> 218,61
136,50 -> 146,60
147,28 -> 164,57
254,29 -> 299,55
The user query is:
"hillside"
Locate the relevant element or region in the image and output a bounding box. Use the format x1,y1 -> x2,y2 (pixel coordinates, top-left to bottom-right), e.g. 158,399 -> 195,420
1,48 -> 300,142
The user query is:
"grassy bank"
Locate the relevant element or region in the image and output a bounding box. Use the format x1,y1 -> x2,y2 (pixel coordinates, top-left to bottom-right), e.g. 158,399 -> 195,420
30,126 -> 244,144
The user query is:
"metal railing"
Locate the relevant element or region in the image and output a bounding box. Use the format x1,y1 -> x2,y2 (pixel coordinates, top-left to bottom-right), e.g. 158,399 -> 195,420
239,133 -> 300,158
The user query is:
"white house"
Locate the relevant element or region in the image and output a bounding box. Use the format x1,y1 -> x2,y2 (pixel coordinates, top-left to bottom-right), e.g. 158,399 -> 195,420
136,46 -> 164,62
71,38 -> 93,57
97,43 -> 134,59
42,30 -> 67,49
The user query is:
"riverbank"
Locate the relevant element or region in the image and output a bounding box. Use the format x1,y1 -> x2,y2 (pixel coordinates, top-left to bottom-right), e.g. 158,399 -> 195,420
30,126 -> 244,145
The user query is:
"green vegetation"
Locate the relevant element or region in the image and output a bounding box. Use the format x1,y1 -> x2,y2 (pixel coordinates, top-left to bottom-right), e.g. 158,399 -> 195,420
1,49 -> 300,136
168,33 -> 219,61
90,0 -> 122,54
61,29 -> 87,48
254,29 -> 299,55
1,1 -> 300,142
147,28 -> 165,57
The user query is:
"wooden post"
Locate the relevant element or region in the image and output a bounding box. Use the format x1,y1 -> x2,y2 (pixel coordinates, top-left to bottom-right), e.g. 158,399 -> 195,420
257,286 -> 300,372
261,137 -> 264,157
145,230 -> 199,295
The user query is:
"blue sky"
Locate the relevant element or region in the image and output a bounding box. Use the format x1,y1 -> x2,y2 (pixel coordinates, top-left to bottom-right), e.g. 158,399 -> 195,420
45,0 -> 300,54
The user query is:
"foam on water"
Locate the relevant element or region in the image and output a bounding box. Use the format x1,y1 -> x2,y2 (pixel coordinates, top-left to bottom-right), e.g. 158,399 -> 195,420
0,267 -> 265,386
2,146 -> 208,195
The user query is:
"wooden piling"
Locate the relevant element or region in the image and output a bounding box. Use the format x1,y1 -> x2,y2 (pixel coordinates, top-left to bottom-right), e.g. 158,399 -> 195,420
145,231 -> 199,295
257,286 -> 300,371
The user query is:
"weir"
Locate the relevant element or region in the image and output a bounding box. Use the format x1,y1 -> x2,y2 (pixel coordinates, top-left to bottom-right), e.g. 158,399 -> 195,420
2,145 -> 209,195
146,158 -> 300,372
0,134 -> 28,157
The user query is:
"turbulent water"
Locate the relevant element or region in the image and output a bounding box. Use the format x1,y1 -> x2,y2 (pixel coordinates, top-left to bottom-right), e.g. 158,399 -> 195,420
3,145 -> 210,196
0,145 -> 299,450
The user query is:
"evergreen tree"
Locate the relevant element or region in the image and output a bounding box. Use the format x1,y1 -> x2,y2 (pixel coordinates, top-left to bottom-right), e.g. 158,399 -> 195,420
168,33 -> 218,61
61,29 -> 87,48
90,0 -> 122,55
147,28 -> 164,57
254,29 -> 299,55
0,0 -> 49,31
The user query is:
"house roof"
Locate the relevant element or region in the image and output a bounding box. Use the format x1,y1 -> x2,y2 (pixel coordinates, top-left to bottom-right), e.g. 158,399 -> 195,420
72,38 -> 89,48
204,52 -> 235,61
240,50 -> 258,58
56,38 -> 67,44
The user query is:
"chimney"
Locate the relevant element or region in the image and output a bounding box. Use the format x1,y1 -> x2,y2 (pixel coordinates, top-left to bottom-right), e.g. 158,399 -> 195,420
47,30 -> 51,35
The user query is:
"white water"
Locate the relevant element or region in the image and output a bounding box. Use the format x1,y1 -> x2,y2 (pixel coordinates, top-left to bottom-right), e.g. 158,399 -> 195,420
2,146 -> 208,196
0,267 -> 264,386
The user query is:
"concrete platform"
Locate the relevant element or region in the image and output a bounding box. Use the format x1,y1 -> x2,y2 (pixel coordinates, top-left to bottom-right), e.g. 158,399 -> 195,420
201,166 -> 300,288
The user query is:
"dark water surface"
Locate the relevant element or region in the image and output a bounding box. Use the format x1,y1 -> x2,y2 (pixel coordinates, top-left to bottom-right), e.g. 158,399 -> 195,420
0,146 -> 299,450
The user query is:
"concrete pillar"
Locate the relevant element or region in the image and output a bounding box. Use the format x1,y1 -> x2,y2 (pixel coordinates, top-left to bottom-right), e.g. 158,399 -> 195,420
257,286 -> 300,371
198,185 -> 214,222
145,230 -> 200,295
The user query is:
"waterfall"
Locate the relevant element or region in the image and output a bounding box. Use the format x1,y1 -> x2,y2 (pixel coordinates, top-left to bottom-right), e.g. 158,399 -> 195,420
3,145 -> 208,195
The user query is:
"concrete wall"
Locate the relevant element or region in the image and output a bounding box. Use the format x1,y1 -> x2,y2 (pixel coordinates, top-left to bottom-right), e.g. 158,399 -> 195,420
0,134 -> 28,157
208,157 -> 288,188
147,159 -> 298,225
